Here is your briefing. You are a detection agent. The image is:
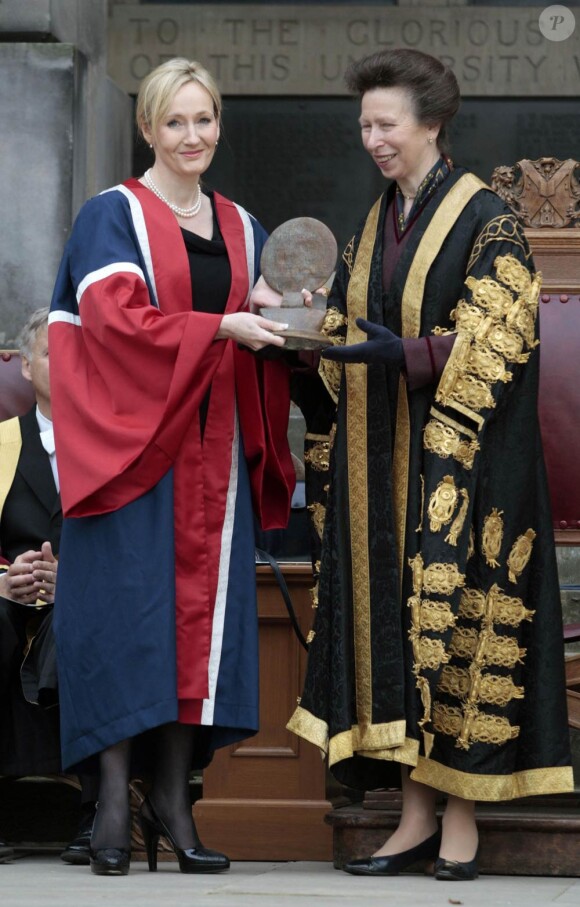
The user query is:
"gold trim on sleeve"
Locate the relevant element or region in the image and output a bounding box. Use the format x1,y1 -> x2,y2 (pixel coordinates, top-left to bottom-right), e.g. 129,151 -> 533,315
466,215 -> 531,273
429,407 -> 477,441
423,419 -> 480,469
465,275 -> 514,320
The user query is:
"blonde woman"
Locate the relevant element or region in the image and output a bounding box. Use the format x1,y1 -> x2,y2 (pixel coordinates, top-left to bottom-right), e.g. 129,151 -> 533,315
49,59 -> 294,876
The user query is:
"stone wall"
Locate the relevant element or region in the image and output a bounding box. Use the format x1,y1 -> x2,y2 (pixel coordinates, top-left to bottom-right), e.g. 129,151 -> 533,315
0,0 -> 132,344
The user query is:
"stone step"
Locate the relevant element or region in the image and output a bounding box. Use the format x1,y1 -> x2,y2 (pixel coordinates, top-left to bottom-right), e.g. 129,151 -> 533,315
326,798 -> 580,877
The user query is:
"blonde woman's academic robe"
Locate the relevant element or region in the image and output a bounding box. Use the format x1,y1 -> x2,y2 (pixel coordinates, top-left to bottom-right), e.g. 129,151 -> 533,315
49,181 -> 294,770
288,168 -> 574,801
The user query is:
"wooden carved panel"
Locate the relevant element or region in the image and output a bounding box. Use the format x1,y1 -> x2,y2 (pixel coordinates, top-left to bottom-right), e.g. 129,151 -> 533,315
491,158 -> 580,229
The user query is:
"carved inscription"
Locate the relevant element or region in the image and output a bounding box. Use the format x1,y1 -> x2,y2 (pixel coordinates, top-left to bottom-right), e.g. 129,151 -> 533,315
109,5 -> 580,96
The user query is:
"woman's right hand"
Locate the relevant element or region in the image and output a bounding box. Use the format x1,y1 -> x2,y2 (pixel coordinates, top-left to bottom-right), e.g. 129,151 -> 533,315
216,312 -> 288,351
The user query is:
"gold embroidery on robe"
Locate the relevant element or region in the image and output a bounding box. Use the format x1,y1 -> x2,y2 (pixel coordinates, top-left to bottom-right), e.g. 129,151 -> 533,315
486,323 -> 529,363
437,665 -> 471,699
422,562 -> 466,596
450,300 -> 487,336
507,529 -> 536,583
467,526 -> 475,560
342,236 -> 355,274
433,703 -> 520,748
482,508 -> 504,568
304,440 -> 330,471
413,636 -> 451,671
465,275 -> 514,320
457,707 -> 520,749
467,216 -> 531,273
445,374 -> 496,412
318,307 -> 347,403
310,583 -> 319,609
512,306 -> 540,350
416,474 -> 425,532
427,475 -> 459,532
483,632 -> 527,668
494,253 -> 538,301
466,344 -> 513,384
408,553 -> 424,595
448,626 -> 480,660
449,626 -> 525,668
492,590 -> 534,626
445,490 -> 469,546
419,599 -> 456,632
307,502 -> 326,539
437,666 -> 524,708
322,306 -> 347,334
423,419 -> 479,469
429,407 -> 477,441
478,674 -> 524,707
458,587 -> 486,620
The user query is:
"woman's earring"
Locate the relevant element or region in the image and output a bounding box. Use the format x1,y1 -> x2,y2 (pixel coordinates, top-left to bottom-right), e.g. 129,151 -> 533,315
149,143 -> 153,149
215,140 -> 219,148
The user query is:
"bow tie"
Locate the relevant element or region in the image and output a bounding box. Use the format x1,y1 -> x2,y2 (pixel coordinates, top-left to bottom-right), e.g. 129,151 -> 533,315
39,427 -> 55,456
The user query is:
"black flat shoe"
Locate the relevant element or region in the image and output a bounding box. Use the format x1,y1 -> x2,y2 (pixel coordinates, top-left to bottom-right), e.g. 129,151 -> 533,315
435,853 -> 479,881
139,796 -> 230,874
61,806 -> 96,865
343,829 -> 441,876
89,847 -> 130,876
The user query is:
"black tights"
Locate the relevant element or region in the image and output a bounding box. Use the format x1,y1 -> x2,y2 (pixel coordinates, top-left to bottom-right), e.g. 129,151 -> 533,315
91,723 -> 198,851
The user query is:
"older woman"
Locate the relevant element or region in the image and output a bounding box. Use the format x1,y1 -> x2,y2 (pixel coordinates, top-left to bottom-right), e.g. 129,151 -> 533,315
49,58 -> 294,876
287,49 -> 573,881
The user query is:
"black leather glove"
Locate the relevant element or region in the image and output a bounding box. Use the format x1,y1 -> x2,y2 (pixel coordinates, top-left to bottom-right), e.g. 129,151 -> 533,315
322,318 -> 404,366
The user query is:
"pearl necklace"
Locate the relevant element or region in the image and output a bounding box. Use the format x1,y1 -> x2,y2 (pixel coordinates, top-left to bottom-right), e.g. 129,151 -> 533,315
144,169 -> 202,218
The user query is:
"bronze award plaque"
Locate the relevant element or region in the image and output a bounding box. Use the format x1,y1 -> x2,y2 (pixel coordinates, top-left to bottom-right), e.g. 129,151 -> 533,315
259,217 -> 337,350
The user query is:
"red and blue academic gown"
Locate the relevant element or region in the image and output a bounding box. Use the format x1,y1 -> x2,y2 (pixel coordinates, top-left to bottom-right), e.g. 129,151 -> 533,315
48,179 -> 294,770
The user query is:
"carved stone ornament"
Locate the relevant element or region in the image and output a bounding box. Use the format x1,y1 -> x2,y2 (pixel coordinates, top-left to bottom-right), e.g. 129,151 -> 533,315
490,158 -> 580,229
259,217 -> 337,349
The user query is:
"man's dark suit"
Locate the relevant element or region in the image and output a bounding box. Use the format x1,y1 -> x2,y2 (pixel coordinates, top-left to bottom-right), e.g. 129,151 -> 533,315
0,408 -> 62,775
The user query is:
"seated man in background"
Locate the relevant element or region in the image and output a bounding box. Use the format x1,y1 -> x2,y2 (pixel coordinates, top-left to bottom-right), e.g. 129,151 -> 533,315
0,308 -> 97,864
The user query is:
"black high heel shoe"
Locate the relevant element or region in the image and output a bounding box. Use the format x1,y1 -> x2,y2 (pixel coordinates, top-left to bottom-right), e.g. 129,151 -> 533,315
434,849 -> 479,881
138,796 -> 230,873
89,847 -> 130,876
343,829 -> 441,876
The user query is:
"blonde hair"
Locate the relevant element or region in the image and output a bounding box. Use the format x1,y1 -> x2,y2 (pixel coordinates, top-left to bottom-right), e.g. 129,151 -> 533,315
136,58 -> 222,139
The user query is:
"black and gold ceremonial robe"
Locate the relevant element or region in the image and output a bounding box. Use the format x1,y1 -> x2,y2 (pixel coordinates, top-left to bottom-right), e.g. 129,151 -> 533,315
287,168 -> 574,801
